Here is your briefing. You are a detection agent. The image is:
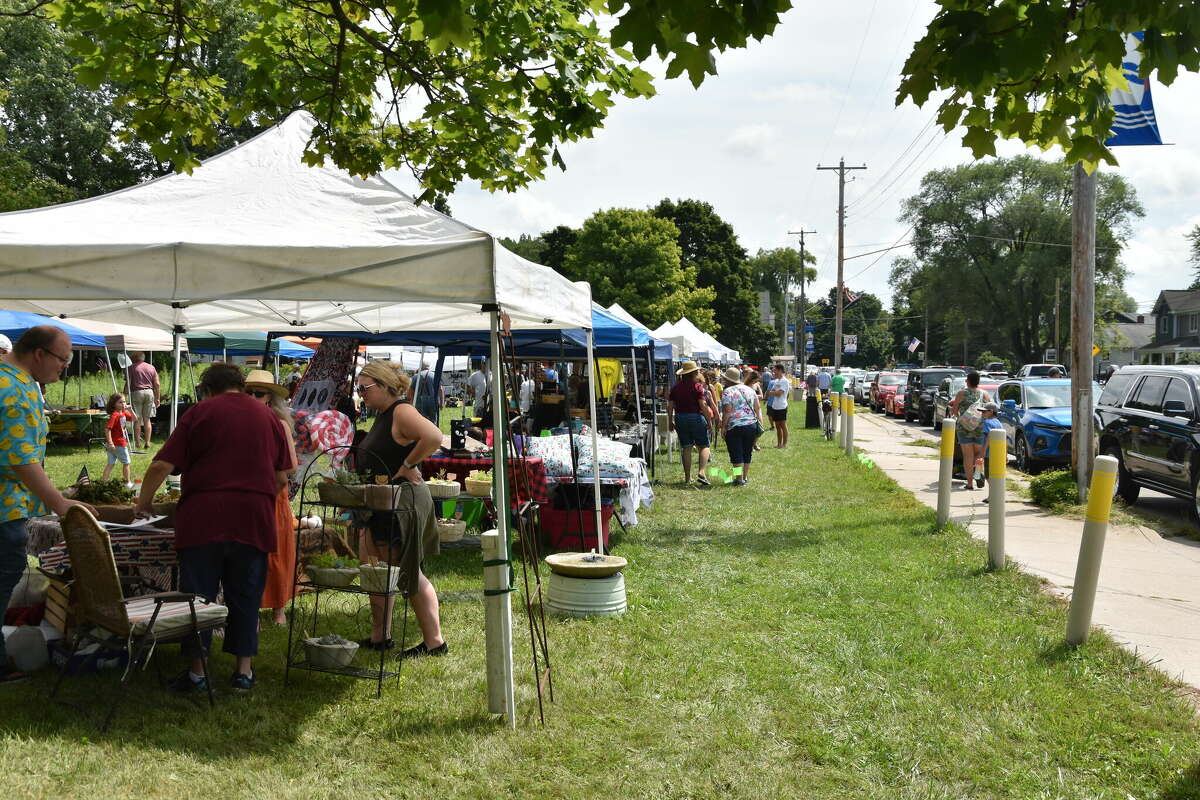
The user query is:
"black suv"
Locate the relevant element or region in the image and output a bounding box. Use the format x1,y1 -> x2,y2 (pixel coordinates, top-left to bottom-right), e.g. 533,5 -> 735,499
1095,366 -> 1200,516
904,368 -> 965,425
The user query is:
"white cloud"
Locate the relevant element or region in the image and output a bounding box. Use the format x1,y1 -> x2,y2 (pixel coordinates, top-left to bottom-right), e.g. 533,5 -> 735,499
723,123 -> 780,160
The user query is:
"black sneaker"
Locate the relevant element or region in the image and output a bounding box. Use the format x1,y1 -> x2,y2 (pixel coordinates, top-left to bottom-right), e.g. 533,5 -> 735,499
399,641 -> 449,660
230,672 -> 255,692
357,636 -> 394,651
696,475 -> 711,486
168,669 -> 208,694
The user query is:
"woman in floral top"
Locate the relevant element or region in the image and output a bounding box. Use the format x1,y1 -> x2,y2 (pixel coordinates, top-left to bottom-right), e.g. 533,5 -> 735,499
719,367 -> 763,486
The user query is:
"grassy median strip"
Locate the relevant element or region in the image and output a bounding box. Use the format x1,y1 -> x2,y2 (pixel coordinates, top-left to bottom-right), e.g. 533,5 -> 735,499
4,428 -> 1199,799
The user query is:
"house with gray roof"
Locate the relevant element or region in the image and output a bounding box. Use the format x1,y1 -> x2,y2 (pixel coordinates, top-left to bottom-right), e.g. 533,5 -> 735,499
1139,290 -> 1200,364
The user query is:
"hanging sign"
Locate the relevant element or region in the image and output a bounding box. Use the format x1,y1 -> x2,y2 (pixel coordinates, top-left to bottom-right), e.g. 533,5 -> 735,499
843,335 -> 858,355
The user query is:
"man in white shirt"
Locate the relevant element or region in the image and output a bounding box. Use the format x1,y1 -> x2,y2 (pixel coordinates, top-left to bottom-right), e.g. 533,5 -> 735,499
467,360 -> 489,410
816,369 -> 832,394
519,367 -> 536,414
766,363 -> 791,448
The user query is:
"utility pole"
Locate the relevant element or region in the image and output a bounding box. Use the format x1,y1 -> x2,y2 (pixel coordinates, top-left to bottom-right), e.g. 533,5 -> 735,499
1054,276 -> 1061,357
788,228 -> 816,374
817,158 -> 867,368
923,295 -> 930,367
1071,163 -> 1097,502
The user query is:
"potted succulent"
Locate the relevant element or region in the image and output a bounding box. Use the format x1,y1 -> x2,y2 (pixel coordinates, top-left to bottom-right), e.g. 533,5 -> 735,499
316,467 -> 370,508
427,472 -> 461,500
305,554 -> 360,587
436,517 -> 467,543
358,561 -> 400,594
303,632 -> 359,668
464,469 -> 493,498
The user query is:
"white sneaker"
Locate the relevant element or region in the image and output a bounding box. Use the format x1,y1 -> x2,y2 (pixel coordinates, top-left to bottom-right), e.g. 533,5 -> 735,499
125,482 -> 135,489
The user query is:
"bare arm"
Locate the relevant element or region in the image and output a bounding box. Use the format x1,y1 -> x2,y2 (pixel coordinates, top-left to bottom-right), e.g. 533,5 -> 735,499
666,398 -> 676,431
134,459 -> 175,516
11,463 -> 96,517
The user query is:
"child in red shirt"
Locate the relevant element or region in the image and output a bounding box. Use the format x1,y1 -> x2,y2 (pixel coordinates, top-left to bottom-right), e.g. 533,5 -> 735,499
102,393 -> 137,485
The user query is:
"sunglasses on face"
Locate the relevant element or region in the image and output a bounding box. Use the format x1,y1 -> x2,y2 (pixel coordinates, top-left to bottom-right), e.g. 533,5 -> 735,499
356,382 -> 376,394
247,390 -> 272,399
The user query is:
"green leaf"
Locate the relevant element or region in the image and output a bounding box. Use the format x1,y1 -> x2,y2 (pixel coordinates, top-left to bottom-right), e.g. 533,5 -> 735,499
961,126 -> 997,158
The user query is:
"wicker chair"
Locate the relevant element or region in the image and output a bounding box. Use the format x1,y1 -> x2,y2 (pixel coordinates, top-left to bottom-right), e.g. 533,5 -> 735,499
50,507 -> 228,731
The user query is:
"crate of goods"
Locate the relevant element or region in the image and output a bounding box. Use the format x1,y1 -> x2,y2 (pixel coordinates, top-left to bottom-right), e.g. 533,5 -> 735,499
39,568 -> 75,636
540,505 -> 615,551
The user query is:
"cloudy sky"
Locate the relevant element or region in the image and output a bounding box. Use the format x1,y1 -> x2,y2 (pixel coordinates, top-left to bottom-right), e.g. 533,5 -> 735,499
390,0 -> 1200,316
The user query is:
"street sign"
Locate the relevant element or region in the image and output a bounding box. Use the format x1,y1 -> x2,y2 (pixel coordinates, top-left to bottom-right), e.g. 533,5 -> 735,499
805,333 -> 814,352
804,323 -> 815,334
787,329 -> 795,343
1092,344 -> 1101,357
821,358 -> 830,366
1044,348 -> 1058,362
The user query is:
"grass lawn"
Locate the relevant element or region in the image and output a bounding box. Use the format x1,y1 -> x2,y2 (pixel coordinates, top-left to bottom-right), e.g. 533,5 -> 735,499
5,427 -> 1200,798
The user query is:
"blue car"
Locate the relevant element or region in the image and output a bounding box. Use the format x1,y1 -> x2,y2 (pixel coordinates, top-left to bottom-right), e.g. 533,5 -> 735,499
995,379 -> 1077,472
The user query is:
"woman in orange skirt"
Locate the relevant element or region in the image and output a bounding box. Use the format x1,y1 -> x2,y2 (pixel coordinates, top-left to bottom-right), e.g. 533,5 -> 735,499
244,370 -> 299,625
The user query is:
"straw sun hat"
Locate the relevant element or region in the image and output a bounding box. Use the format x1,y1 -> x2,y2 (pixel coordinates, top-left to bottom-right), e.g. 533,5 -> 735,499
675,360 -> 701,377
720,367 -> 743,384
244,369 -> 288,398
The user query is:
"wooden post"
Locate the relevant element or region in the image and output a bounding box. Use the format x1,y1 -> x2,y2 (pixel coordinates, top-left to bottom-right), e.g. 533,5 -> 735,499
1071,163 -> 1097,503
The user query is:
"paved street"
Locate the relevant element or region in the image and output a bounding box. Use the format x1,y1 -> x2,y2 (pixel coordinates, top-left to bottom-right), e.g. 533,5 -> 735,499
847,405 -> 1200,690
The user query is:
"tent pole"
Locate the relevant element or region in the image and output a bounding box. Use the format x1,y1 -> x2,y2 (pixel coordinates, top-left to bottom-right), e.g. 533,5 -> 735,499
170,331 -> 182,432
103,346 -> 117,395
646,346 -> 656,479
585,330 -> 604,554
486,310 -> 516,728
76,345 -> 83,408
630,347 -> 643,430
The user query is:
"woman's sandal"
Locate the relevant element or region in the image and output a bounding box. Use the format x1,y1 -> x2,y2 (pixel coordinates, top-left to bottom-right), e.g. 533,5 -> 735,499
358,637 -> 395,651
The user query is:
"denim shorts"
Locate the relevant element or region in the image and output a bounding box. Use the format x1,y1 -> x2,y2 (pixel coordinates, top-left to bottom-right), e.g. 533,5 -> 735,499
106,445 -> 131,465
675,413 -> 710,449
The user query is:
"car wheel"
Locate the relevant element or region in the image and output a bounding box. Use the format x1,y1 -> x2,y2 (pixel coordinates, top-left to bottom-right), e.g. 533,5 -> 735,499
1103,445 -> 1140,505
904,408 -> 914,422
1014,433 -> 1037,473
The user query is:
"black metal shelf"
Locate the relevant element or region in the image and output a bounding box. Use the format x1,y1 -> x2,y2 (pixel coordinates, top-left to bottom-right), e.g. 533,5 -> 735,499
286,658 -> 401,682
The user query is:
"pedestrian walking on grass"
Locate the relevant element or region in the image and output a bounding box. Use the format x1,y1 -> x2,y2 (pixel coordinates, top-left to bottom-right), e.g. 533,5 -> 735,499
719,367 -> 761,486
951,371 -> 992,490
667,361 -> 715,486
745,370 -> 765,451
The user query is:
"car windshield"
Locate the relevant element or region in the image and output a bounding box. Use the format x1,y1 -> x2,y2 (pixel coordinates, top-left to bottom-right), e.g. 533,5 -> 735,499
922,373 -> 953,387
1025,384 -> 1072,408
879,375 -> 905,386
946,377 -> 966,394
1026,365 -> 1062,377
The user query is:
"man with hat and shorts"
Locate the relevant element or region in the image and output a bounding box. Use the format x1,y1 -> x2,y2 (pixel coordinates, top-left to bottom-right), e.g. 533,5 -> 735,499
667,361 -> 716,486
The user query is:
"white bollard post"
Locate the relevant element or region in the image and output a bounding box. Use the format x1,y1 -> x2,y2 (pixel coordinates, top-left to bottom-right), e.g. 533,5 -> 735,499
1066,455 -> 1118,646
987,427 -> 1006,570
936,418 -> 956,528
843,393 -> 855,457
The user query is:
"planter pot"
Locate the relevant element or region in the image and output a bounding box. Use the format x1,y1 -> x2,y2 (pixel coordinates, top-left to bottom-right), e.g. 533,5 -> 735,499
464,478 -> 492,498
317,482 -> 367,508
436,518 -> 466,543
358,564 -> 400,594
303,637 -> 359,668
427,480 -> 461,500
364,484 -> 404,511
306,566 -> 359,588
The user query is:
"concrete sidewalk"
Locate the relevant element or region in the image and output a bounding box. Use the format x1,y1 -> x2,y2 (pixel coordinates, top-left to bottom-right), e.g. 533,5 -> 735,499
849,409 -> 1200,689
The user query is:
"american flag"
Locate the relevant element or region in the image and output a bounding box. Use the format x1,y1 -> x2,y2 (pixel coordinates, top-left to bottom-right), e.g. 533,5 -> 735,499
843,287 -> 859,306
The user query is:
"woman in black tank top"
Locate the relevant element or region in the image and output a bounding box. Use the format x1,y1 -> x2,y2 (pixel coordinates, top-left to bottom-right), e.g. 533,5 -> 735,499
355,361 -> 448,659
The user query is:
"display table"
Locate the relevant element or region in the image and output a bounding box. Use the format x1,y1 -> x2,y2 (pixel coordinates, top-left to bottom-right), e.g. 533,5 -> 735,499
47,410 -> 109,442
39,528 -> 177,571
422,454 -> 550,504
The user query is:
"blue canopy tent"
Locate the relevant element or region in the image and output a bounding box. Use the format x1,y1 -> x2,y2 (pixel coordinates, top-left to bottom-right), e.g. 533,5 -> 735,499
0,309 -> 107,348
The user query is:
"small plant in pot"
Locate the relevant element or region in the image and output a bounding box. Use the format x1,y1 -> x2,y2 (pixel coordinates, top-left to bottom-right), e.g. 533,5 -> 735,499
358,561 -> 400,593
316,467 -> 371,508
427,471 -> 461,500
303,632 -> 359,668
305,554 -> 360,587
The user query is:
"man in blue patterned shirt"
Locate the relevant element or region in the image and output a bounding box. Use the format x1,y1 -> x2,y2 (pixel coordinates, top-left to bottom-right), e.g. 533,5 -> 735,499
0,326 -> 94,683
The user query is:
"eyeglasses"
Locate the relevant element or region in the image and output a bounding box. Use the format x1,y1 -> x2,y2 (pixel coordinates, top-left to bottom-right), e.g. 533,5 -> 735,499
356,383 -> 376,394
40,347 -> 73,367
247,390 -> 272,399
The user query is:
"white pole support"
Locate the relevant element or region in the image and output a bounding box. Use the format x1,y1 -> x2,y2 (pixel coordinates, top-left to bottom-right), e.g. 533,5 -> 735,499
481,530 -> 512,717
486,311 -> 516,727
987,427 -> 1006,570
170,331 -> 182,433
936,418 -> 956,528
585,330 -> 604,554
843,393 -> 854,457
835,393 -> 844,443
1066,454 -> 1118,646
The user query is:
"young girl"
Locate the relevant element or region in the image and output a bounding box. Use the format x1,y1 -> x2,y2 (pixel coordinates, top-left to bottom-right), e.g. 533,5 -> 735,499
102,393 -> 137,485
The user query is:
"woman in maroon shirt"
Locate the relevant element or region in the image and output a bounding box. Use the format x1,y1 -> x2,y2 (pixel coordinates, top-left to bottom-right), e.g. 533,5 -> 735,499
135,363 -> 291,694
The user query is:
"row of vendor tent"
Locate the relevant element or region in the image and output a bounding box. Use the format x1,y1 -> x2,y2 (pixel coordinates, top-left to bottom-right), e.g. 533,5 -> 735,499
651,317 -> 740,364
2,310 -> 313,358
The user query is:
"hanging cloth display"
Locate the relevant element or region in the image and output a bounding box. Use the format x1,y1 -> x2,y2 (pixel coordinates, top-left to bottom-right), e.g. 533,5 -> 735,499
595,358 -> 622,399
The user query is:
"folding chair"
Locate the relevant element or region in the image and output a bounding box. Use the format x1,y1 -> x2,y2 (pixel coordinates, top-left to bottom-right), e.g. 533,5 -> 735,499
50,507 -> 228,731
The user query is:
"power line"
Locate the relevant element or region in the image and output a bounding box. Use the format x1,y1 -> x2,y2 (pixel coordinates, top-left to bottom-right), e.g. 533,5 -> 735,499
846,116 -> 936,210
849,128 -> 950,221
843,241 -> 914,261
847,225 -> 914,281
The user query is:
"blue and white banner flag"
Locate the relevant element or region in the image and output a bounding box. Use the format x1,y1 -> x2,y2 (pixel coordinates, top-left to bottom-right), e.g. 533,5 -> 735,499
1106,32 -> 1162,147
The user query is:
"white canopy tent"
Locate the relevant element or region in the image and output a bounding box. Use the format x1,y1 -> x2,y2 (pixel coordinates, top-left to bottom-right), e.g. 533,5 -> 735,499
0,111 -> 599,727
59,318 -> 188,353
665,317 -> 740,363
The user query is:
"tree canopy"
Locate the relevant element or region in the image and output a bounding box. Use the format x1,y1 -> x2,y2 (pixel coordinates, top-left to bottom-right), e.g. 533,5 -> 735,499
890,156 -> 1143,366
900,2 -> 1199,167
748,246 -> 817,352
10,0 -> 789,201
560,208 -> 715,331
808,288 -> 891,368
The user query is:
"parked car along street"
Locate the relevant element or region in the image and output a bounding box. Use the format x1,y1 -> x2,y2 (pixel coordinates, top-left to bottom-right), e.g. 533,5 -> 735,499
1016,363 -> 1068,378
996,378 -> 1095,472
872,371 -> 907,412
904,367 -> 966,424
1096,365 -> 1200,516
932,376 -> 1001,428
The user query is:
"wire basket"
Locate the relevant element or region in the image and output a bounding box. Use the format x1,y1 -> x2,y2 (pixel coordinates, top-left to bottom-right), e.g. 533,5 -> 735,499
464,477 -> 492,497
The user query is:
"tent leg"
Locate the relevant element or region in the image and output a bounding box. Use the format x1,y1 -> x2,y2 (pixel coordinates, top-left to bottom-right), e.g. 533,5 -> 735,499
487,312 -> 516,728
170,332 -> 182,433
103,347 -> 117,396
585,331 -> 604,554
